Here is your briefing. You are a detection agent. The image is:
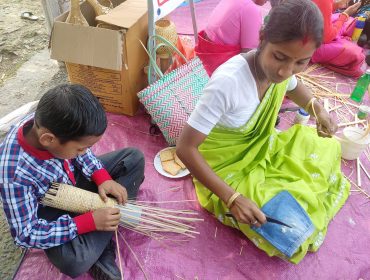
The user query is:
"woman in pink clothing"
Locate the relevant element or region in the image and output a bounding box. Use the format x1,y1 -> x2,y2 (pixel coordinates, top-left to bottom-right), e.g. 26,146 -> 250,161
311,0 -> 365,77
195,0 -> 267,76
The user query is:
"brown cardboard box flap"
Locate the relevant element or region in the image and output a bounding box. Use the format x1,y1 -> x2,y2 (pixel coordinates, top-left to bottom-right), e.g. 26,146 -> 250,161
96,0 -> 147,29
50,22 -> 123,71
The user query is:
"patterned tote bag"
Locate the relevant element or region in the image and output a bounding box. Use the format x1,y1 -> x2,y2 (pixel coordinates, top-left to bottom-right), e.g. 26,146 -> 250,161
138,35 -> 209,146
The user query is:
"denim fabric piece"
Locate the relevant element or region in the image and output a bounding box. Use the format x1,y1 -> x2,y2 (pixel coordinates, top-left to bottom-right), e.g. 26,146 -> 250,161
252,191 -> 315,258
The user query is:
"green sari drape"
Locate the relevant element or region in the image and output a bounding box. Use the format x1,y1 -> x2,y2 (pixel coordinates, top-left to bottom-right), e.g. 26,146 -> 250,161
194,80 -> 349,263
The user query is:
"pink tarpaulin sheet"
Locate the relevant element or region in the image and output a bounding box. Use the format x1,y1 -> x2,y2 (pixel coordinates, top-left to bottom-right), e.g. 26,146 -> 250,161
13,1 -> 370,279
14,107 -> 370,280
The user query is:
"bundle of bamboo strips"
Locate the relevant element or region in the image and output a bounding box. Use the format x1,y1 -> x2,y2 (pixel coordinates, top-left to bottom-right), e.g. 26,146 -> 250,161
297,64 -> 369,133
42,183 -> 203,239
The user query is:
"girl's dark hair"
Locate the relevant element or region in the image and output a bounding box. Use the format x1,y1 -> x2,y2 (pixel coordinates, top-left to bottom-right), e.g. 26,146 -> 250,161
263,0 -> 324,47
35,84 -> 107,143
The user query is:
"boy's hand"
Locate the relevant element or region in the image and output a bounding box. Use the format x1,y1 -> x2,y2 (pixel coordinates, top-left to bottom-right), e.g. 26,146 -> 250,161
93,207 -> 121,231
98,180 -> 128,205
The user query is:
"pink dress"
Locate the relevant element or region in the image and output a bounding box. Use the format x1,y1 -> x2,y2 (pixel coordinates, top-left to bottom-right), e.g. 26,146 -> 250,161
311,0 -> 365,78
196,0 -> 263,76
205,0 -> 262,49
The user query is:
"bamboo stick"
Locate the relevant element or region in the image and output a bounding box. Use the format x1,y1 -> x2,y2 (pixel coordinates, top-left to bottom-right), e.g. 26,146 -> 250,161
313,93 -> 350,98
118,231 -> 149,280
344,176 -> 370,199
115,230 -> 124,280
359,161 -> 370,180
328,105 -> 343,112
338,120 -> 366,127
356,159 -> 362,187
297,74 -> 337,93
42,183 -> 202,239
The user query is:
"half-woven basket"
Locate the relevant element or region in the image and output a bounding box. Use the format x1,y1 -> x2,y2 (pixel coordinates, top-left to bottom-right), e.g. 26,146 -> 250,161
41,183 -> 203,239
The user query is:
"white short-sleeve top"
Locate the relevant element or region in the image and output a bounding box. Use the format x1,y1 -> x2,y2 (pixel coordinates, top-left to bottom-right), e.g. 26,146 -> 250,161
187,54 -> 297,135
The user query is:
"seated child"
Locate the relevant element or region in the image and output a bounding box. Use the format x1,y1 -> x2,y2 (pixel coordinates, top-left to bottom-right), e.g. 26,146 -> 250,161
0,84 -> 145,280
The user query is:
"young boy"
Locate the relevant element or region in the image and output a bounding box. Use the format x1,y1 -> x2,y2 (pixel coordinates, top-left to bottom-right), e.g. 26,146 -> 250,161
0,84 -> 145,279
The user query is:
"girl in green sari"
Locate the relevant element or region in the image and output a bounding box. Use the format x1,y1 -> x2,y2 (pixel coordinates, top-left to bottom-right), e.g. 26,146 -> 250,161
177,0 -> 349,263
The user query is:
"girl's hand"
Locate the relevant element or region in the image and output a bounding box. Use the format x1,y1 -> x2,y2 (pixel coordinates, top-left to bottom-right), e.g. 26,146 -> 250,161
316,110 -> 338,138
229,195 -> 266,227
98,180 -> 128,205
344,1 -> 361,16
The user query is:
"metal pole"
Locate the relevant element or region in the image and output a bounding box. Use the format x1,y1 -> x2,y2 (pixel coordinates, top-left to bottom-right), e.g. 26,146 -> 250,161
188,0 -> 198,44
147,0 -> 157,84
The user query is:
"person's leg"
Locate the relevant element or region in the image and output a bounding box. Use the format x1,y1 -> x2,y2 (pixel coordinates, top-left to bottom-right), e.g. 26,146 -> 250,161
38,205 -> 113,278
44,231 -> 113,278
97,147 -> 145,200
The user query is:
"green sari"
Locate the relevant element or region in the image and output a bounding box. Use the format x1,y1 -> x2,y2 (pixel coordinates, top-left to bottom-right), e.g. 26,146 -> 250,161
194,80 -> 349,263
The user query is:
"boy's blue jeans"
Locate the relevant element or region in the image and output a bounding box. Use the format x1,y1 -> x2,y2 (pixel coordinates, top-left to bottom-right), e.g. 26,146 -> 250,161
37,148 -> 145,278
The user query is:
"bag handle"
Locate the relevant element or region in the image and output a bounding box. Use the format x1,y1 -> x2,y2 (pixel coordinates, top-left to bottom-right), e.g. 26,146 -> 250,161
139,40 -> 163,78
151,34 -> 187,63
140,34 -> 188,79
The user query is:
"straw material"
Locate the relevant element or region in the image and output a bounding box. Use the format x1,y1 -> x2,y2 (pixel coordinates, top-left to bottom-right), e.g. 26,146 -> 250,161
98,0 -> 113,8
155,20 -> 178,56
87,0 -> 111,16
66,0 -> 89,26
41,183 -> 203,239
42,183 -> 115,213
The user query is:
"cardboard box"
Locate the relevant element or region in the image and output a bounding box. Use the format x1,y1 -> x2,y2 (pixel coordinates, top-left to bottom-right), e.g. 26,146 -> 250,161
50,0 -> 148,116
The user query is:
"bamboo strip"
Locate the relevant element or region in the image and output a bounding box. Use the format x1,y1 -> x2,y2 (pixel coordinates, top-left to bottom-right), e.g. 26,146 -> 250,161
42,183 -> 202,239
313,92 -> 350,98
130,203 -> 199,215
115,230 -> 124,280
328,105 -> 343,112
356,159 -> 362,187
133,199 -> 198,204
338,120 -> 366,127
344,176 -> 370,199
118,231 -> 149,280
297,74 -> 337,93
359,161 -> 370,180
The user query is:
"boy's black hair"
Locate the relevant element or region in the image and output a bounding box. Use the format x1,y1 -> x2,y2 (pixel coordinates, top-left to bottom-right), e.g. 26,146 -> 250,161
35,84 -> 107,143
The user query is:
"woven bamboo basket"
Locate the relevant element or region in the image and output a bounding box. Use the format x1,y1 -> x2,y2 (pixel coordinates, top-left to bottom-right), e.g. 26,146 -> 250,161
155,19 -> 178,57
98,0 -> 114,9
42,183 -> 115,213
42,183 -> 202,239
87,0 -> 111,16
66,0 -> 89,26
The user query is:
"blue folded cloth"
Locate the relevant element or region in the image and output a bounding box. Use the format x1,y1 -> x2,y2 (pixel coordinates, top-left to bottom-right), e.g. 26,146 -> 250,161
252,191 -> 315,258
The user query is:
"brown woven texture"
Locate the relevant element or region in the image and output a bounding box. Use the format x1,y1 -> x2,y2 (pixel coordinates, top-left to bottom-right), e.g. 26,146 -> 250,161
155,19 -> 178,56
66,0 -> 89,26
362,0 -> 370,6
87,0 -> 111,16
42,183 -> 116,213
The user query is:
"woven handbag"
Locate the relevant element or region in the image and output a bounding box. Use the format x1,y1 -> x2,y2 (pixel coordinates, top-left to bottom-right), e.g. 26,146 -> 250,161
138,35 -> 209,145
